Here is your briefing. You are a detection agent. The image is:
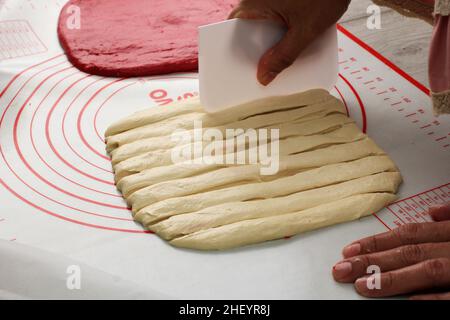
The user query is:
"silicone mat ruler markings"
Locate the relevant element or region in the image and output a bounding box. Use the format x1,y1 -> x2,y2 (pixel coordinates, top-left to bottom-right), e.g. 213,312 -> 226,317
338,25 -> 449,152
0,1 -> 448,301
0,19 -> 447,237
0,0 -> 54,12
383,184 -> 450,229
0,20 -> 47,60
338,25 -> 449,230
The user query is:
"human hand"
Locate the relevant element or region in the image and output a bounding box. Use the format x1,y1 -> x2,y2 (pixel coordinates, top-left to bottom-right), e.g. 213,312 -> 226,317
332,203 -> 450,299
229,0 -> 351,85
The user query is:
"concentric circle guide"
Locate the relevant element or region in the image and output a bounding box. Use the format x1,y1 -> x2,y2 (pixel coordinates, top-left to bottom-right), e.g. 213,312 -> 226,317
0,15 -> 448,240
0,50 -> 367,234
1,1 -> 449,301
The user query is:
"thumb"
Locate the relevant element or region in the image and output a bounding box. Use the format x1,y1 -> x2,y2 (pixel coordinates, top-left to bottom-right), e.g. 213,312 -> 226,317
257,28 -> 309,86
429,202 -> 450,221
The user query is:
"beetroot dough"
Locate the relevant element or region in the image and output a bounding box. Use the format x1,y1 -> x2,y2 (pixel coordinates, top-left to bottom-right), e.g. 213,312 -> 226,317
58,0 -> 236,77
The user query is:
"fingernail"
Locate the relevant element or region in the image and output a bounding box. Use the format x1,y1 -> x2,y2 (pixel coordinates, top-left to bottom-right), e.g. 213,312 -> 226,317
355,277 -> 368,293
343,243 -> 361,258
260,71 -> 278,86
333,261 -> 352,279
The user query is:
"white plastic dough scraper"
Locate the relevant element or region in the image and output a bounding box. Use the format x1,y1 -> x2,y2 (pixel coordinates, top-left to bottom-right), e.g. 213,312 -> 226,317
199,19 -> 339,113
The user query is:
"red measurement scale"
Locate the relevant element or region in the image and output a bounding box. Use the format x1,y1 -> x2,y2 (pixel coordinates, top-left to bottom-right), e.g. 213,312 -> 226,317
0,24 -> 448,237
336,25 -> 449,231
0,20 -> 46,60
0,0 -> 449,300
337,26 -> 449,152
380,184 -> 450,229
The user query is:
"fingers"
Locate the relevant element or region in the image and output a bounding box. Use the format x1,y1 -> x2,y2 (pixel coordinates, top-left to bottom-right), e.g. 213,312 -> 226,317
410,292 -> 450,300
337,203 -> 450,298
342,221 -> 450,258
333,242 -> 450,283
229,0 -> 351,85
228,2 -> 300,86
355,258 -> 450,298
257,28 -> 310,85
429,203 -> 450,222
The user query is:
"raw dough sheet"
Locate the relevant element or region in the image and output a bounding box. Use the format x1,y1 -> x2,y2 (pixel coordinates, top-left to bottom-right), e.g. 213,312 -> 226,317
57,0 -> 236,77
105,90 -> 402,250
0,0 -> 449,299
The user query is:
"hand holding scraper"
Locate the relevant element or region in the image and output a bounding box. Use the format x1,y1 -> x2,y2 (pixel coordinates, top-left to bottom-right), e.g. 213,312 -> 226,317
199,0 -> 351,112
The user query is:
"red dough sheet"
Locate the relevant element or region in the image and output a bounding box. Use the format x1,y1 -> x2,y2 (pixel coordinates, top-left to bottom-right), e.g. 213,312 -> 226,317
58,0 -> 236,77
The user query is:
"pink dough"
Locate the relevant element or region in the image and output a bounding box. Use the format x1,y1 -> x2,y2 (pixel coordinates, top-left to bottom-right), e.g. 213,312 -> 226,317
58,0 -> 236,77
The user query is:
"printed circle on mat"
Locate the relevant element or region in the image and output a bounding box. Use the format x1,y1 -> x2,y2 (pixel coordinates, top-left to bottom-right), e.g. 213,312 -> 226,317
332,73 -> 367,133
0,56 -> 366,233
0,54 -> 199,233
94,76 -> 199,144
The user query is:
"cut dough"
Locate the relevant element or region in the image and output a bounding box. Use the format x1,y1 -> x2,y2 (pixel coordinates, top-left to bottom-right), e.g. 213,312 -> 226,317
117,114 -> 353,198
105,89 -> 332,144
113,122 -> 361,172
118,162 -> 223,197
116,134 -> 383,198
107,97 -> 344,153
126,129 -> 371,212
134,155 -> 398,223
170,193 -> 398,250
152,172 -> 402,240
106,97 -> 204,138
105,90 -> 402,250
114,139 -> 384,182
129,165 -> 263,210
111,114 -> 353,165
